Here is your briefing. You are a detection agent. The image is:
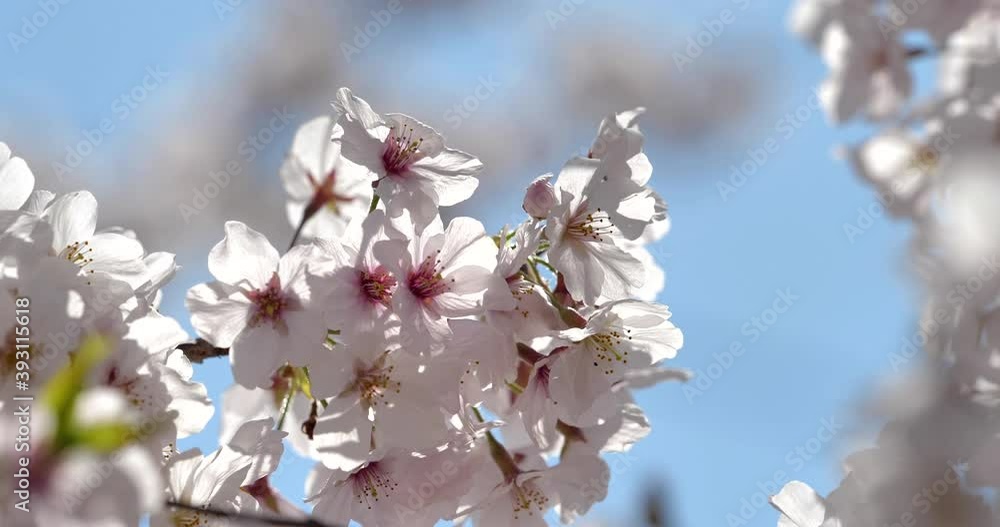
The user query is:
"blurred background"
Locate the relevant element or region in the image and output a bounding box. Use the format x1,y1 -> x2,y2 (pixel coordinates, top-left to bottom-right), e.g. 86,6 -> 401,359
2,1 -> 916,525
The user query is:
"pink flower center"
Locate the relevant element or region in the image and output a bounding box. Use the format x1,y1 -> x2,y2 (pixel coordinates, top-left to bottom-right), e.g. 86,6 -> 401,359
246,273 -> 291,332
351,462 -> 399,509
535,364 -> 552,396
306,169 -> 355,216
407,252 -> 451,301
382,124 -> 423,176
359,266 -> 396,308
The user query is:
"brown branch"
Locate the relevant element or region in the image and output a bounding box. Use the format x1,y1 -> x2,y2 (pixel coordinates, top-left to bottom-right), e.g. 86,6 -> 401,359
166,501 -> 341,527
177,339 -> 229,364
906,46 -> 933,59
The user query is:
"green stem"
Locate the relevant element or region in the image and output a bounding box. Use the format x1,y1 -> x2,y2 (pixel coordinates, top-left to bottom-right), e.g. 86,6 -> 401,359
533,257 -> 558,275
524,260 -> 585,328
471,406 -> 520,480
276,388 -> 294,431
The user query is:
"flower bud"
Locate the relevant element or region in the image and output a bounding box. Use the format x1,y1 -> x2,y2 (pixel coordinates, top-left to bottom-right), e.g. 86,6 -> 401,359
522,174 -> 556,219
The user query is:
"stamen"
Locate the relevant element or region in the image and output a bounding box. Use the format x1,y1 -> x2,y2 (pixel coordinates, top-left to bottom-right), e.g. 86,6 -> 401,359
246,273 -> 291,333
510,479 -> 549,520
359,266 -> 397,308
351,462 -> 399,510
62,240 -> 95,267
171,509 -> 208,527
407,250 -> 451,301
382,125 -> 424,175
588,327 -> 631,376
348,354 -> 401,407
567,206 -> 615,242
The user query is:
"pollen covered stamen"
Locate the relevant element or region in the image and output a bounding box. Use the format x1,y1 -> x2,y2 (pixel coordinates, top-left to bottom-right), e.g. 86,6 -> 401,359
510,480 -> 549,520
172,509 -> 208,527
60,241 -> 98,281
351,462 -> 399,510
588,327 -> 631,375
568,207 -> 615,242
62,240 -> 95,266
407,250 -> 451,301
382,124 -> 424,175
359,266 -> 396,308
349,354 -> 401,407
246,273 -> 290,332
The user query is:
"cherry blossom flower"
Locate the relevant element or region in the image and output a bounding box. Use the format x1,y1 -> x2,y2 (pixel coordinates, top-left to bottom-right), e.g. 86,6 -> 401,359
308,447 -> 472,527
281,115 -> 374,239
374,213 -> 502,354
41,191 -> 177,294
94,311 -> 214,447
545,157 -> 645,305
309,328 -> 463,471
334,87 -> 483,230
818,19 -> 911,123
586,108 -> 667,242
186,221 -> 327,388
314,210 -> 400,340
0,256 -> 131,400
550,300 -> 683,426
155,420 -> 284,527
453,438 -> 608,527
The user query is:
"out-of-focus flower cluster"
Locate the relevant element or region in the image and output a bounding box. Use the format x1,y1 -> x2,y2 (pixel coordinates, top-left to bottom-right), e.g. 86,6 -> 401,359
0,143 -> 217,526
1,84 -> 686,526
774,2 -> 1000,526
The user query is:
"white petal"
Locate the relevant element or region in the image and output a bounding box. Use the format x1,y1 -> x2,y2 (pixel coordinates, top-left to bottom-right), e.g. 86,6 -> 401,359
45,191 -> 98,249
0,154 -> 34,211
770,481 -> 830,527
313,397 -> 373,472
208,221 -> 279,287
230,324 -> 283,388
186,281 -> 250,348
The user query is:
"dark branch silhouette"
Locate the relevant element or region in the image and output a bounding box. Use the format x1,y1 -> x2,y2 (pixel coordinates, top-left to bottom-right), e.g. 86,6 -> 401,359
166,501 -> 343,527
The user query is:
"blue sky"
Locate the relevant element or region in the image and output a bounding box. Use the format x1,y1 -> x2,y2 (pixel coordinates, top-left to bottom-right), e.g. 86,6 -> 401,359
2,1 -> 919,525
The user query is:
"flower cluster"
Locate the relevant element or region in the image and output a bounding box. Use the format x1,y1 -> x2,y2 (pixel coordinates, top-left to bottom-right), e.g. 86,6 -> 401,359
776,2 -> 1000,526
1,86 -> 685,526
187,87 -> 685,526
0,144 -> 217,526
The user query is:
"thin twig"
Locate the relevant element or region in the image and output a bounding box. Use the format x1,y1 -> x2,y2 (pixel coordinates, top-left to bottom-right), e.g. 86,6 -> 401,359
288,211 -> 310,251
166,501 -> 341,527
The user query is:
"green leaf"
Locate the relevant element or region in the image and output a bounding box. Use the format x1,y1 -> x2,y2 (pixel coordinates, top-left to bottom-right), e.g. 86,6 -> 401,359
42,334 -> 112,451
71,422 -> 136,454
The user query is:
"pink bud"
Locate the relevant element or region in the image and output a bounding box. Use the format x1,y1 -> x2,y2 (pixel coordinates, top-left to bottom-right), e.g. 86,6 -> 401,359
522,174 -> 556,219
